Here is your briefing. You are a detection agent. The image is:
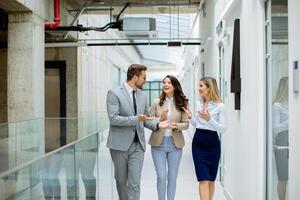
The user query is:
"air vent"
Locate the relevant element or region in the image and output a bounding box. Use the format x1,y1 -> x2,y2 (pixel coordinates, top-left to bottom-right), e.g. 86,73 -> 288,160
120,17 -> 156,31
123,31 -> 157,39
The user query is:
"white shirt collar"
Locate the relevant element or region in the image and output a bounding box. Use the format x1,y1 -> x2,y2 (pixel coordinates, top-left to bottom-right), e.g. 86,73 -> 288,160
124,82 -> 136,94
200,98 -> 215,105
165,96 -> 174,102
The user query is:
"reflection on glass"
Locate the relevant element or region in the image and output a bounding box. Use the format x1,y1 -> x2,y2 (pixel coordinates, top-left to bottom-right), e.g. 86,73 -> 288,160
41,153 -> 63,200
65,134 -> 98,200
0,120 -> 108,199
273,76 -> 288,200
42,118 -> 64,200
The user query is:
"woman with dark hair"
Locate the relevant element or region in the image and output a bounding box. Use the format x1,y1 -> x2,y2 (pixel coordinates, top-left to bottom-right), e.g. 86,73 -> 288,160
149,75 -> 189,200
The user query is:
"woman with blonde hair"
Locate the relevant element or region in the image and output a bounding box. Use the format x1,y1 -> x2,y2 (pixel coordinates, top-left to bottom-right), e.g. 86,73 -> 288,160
183,77 -> 226,200
273,76 -> 288,200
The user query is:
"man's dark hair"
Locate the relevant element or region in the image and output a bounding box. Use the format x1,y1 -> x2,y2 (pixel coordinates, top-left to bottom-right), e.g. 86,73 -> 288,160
127,64 -> 147,81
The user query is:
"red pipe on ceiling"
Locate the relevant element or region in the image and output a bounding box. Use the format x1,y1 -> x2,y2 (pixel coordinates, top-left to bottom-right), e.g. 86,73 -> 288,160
45,0 -> 61,29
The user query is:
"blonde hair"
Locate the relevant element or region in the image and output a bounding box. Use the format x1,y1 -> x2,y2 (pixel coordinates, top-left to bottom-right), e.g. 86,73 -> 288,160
200,76 -> 222,103
273,76 -> 288,103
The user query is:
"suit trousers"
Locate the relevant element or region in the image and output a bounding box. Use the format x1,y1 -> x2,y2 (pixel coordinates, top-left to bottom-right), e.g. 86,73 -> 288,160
110,141 -> 144,200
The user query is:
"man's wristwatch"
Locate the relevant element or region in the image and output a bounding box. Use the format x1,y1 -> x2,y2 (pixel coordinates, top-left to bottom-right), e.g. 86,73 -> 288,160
156,122 -> 160,131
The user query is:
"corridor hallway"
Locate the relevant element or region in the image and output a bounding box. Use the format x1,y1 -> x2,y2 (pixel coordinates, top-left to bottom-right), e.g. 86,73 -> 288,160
1,0 -> 300,199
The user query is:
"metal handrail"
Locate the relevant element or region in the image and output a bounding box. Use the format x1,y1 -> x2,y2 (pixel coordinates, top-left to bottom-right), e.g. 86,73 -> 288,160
0,117 -> 43,125
0,128 -> 106,178
0,116 -> 108,125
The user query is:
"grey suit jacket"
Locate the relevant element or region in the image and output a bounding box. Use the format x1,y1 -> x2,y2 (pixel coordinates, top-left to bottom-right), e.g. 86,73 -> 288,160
106,83 -> 158,151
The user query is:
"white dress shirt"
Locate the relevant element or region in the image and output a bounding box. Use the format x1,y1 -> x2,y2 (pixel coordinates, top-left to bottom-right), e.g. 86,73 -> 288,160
190,99 -> 226,134
164,97 -> 174,137
124,82 -> 136,106
273,101 -> 288,136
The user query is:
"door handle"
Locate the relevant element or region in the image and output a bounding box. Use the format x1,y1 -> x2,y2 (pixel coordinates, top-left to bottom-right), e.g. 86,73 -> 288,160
274,145 -> 289,150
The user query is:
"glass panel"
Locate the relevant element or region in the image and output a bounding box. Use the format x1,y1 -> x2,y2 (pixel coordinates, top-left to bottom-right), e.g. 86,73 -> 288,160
18,119 -> 44,163
0,123 -> 11,174
142,82 -> 150,90
142,81 -> 163,108
97,131 -> 116,199
151,82 -> 160,90
0,117 -> 108,174
74,133 -> 98,199
29,162 -> 40,199
40,148 -> 66,200
271,48 -> 289,199
1,166 -> 31,200
0,119 -> 44,174
150,90 -> 160,106
159,81 -> 163,89
266,0 -> 289,199
0,119 -> 112,200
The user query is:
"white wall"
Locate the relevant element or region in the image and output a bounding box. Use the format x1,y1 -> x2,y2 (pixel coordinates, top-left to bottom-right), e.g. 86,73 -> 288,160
192,0 -> 266,199
77,15 -> 142,119
288,0 -> 300,199
198,0 -> 218,77
178,13 -> 201,112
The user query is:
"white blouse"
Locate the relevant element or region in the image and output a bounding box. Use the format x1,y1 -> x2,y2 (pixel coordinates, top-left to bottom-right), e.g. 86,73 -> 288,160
190,100 -> 227,134
272,101 -> 288,135
164,97 -> 173,137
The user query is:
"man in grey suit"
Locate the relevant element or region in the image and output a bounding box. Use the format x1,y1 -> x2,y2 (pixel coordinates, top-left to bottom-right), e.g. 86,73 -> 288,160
106,64 -> 168,200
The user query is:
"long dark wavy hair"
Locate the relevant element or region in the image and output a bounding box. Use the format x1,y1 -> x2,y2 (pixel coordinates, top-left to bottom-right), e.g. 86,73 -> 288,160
159,75 -> 188,112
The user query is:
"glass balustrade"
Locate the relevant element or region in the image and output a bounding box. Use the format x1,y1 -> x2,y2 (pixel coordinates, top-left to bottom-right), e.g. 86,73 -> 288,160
0,117 -> 115,200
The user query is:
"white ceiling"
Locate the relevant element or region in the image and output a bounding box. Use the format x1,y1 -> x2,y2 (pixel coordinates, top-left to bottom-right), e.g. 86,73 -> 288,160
122,13 -> 193,65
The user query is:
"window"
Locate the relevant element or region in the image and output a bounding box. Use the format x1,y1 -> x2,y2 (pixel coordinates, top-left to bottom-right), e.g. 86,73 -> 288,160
142,81 -> 163,108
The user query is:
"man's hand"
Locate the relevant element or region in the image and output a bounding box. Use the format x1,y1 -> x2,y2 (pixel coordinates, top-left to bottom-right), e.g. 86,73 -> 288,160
138,114 -> 156,122
168,122 -> 178,130
158,120 -> 171,129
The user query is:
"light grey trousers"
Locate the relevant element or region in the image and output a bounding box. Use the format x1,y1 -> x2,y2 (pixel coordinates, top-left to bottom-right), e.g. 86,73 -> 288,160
151,136 -> 183,200
110,141 -> 144,200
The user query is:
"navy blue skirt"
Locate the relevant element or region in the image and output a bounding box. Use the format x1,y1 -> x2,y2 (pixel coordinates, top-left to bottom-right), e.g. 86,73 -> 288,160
192,129 -> 221,181
274,131 -> 288,181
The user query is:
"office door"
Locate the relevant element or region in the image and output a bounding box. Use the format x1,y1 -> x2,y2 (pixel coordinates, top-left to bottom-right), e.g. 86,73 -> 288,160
265,0 -> 289,199
45,61 -> 66,152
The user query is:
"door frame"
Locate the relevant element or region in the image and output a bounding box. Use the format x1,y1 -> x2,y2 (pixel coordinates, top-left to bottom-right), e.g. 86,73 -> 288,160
45,61 -> 67,146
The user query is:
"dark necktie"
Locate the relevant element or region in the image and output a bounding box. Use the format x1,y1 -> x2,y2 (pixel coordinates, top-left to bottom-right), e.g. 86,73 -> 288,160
133,90 -> 137,115
132,90 -> 138,142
